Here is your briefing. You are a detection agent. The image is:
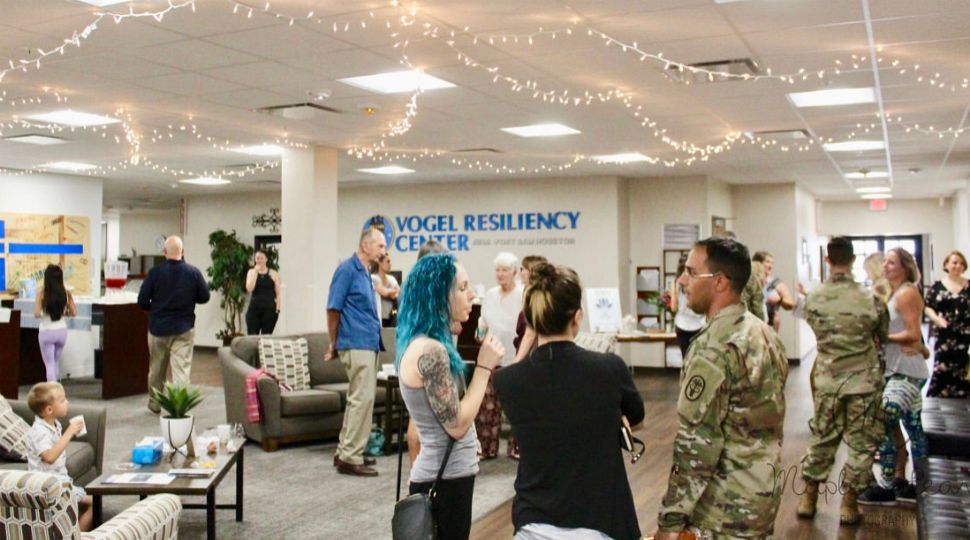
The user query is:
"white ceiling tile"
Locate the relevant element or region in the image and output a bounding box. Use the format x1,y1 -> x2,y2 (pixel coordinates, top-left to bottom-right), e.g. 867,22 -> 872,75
135,72 -> 246,96
131,39 -> 262,71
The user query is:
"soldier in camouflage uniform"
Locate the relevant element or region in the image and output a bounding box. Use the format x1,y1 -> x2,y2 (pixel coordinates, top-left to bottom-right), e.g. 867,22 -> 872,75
796,236 -> 889,525
655,237 -> 788,540
742,262 -> 766,321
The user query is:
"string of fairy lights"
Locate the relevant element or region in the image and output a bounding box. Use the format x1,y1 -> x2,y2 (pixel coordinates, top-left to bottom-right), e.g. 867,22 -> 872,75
0,0 -> 968,179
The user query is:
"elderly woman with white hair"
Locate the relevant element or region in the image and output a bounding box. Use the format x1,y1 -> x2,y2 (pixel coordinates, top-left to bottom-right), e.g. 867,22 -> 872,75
474,251 -> 524,459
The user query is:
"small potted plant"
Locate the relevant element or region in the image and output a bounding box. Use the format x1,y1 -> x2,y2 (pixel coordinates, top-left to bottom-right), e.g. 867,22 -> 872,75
151,382 -> 204,453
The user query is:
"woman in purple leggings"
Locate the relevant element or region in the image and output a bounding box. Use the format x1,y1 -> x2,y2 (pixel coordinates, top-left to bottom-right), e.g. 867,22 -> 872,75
33,265 -> 77,382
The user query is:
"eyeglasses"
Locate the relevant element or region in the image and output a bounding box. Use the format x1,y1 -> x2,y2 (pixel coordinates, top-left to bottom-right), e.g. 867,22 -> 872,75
683,269 -> 720,280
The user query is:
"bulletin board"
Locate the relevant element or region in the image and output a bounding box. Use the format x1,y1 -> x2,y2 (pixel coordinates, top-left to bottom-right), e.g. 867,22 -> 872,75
0,212 -> 90,295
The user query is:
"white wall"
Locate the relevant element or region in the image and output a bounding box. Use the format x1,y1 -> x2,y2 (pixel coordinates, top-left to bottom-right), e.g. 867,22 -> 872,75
795,186 -> 819,359
953,187 -> 970,259
732,183 -> 800,359
819,198 -> 954,281
119,211 -> 180,259
0,174 -> 103,296
706,178 -> 734,230
183,191 -> 280,347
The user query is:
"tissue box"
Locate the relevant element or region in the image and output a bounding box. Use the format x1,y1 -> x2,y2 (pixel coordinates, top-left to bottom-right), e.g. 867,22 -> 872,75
132,439 -> 163,465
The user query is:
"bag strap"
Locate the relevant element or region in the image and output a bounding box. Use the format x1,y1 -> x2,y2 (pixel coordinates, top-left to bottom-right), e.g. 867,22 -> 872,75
429,437 -> 456,498
396,382 -> 406,501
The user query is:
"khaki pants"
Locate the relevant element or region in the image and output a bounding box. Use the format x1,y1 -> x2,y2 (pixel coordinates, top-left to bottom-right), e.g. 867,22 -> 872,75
336,349 -> 379,465
147,330 -> 195,406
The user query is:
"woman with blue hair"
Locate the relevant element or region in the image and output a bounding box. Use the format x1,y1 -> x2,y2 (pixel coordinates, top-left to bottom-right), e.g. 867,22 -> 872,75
396,253 -> 504,539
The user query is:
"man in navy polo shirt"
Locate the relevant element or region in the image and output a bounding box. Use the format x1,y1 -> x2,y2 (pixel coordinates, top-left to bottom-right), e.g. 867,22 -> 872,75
137,235 -> 210,413
327,227 -> 387,477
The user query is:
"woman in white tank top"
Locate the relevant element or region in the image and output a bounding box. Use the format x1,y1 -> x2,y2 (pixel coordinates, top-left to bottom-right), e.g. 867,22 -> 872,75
859,248 -> 928,505
33,264 -> 77,382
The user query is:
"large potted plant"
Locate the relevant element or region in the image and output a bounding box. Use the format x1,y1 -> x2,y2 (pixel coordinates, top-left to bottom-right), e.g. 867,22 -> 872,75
152,382 -> 204,453
207,229 -> 253,345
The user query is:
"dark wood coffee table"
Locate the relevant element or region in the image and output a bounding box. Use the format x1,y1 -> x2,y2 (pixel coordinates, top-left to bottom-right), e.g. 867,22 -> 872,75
86,440 -> 244,540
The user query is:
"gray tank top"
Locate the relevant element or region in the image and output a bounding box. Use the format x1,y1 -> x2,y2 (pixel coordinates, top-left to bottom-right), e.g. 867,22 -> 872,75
885,284 -> 929,379
399,379 -> 479,483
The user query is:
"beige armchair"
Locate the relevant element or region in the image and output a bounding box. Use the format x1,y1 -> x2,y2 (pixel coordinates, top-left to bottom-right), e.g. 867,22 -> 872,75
0,470 -> 181,540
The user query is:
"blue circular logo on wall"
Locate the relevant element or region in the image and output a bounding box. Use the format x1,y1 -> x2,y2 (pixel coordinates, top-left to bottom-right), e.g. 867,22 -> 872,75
363,215 -> 394,247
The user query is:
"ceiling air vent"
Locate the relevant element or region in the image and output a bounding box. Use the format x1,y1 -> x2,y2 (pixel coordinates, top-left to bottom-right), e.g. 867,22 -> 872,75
255,102 -> 341,120
666,58 -> 760,84
743,128 -> 812,141
450,148 -> 503,154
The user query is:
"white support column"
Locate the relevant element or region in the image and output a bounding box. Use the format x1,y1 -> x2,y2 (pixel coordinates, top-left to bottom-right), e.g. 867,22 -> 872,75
279,146 -> 339,335
104,210 -> 120,262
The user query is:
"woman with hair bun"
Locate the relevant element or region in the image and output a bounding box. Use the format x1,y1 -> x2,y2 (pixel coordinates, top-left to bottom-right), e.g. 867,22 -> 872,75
494,262 -> 644,540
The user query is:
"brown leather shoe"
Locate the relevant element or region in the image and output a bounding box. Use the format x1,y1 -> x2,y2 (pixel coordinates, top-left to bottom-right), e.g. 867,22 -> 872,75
333,455 -> 376,467
335,456 -> 378,477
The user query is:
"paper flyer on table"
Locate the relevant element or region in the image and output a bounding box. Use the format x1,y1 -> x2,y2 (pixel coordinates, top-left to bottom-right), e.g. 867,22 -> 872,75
103,473 -> 175,485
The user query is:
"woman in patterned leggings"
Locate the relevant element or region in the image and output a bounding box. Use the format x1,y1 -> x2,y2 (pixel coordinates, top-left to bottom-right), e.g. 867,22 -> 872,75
859,247 -> 929,505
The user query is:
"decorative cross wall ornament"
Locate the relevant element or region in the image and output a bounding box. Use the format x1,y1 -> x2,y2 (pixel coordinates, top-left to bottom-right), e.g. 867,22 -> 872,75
252,208 -> 282,233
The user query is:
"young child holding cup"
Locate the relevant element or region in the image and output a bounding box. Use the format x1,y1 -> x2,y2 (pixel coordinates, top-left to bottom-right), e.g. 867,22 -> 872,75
25,382 -> 93,532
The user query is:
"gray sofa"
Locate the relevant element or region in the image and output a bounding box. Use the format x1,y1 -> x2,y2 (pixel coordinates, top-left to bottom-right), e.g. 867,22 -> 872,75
0,401 -> 106,486
219,328 -> 396,452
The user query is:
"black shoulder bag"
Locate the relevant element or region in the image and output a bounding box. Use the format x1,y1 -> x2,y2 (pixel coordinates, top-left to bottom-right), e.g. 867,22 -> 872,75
392,434 -> 456,540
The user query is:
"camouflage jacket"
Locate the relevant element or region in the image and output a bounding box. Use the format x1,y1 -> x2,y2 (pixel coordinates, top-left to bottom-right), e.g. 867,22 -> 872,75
658,303 -> 788,536
741,268 -> 766,321
804,272 -> 889,395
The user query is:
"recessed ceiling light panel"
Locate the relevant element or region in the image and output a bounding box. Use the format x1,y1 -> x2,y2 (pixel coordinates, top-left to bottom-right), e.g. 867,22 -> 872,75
845,171 -> 889,179
27,109 -> 120,127
76,0 -> 130,6
855,187 -> 892,194
232,144 -> 284,156
2,134 -> 68,145
823,140 -> 884,152
501,123 -> 581,138
357,166 -> 415,175
788,88 -> 875,108
338,70 -> 455,94
861,193 -> 892,199
43,161 -> 97,172
179,177 -> 231,186
592,152 -> 652,164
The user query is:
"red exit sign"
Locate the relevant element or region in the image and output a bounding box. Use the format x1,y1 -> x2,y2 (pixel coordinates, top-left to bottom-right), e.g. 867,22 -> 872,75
869,199 -> 888,211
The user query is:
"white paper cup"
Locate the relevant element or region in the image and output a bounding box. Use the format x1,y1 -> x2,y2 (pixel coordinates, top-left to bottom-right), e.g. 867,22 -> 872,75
70,415 -> 86,437
217,424 -> 231,444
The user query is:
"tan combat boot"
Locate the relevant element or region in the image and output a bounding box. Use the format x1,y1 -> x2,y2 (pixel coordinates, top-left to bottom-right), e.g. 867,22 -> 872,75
840,487 -> 861,525
796,480 -> 819,519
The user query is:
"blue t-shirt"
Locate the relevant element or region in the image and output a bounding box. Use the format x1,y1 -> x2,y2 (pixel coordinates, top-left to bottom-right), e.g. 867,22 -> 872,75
327,253 -> 382,352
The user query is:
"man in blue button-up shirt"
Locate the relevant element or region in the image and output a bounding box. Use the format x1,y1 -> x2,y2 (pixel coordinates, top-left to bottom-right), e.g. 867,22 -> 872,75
327,227 -> 386,477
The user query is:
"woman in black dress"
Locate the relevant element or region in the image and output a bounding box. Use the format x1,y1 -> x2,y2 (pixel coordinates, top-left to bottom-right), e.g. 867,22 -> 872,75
245,250 -> 281,335
925,250 -> 970,397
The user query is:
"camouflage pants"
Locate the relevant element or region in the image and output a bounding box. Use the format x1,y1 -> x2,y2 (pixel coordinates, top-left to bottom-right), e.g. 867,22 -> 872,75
800,390 -> 883,491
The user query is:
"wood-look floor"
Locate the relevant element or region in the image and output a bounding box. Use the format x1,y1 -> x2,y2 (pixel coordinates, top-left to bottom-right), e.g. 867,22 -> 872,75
193,346 -> 917,539
470,360 -> 918,540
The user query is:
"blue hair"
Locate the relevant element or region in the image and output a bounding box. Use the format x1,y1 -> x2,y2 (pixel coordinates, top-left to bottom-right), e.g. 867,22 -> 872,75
395,253 -> 465,376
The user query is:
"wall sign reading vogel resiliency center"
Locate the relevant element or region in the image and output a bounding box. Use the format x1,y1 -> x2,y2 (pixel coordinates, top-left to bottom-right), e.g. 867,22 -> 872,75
363,211 -> 582,253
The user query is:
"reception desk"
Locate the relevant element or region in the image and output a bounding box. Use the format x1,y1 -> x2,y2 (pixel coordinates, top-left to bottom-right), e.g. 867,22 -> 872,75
3,299 -> 149,399
0,309 -> 21,399
617,332 -> 681,369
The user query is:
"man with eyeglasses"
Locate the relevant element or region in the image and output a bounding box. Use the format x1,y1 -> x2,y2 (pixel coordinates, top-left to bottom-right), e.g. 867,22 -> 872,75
654,236 -> 788,540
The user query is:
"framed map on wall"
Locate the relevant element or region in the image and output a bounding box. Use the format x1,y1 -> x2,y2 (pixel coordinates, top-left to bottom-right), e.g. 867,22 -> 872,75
0,212 -> 90,295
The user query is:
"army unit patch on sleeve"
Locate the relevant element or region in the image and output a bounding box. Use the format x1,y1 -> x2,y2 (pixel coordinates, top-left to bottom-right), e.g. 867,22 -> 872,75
685,375 -> 706,401
677,354 -> 726,424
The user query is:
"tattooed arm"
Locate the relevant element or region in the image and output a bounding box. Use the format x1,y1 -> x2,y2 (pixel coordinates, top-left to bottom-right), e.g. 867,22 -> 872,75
416,337 -> 501,439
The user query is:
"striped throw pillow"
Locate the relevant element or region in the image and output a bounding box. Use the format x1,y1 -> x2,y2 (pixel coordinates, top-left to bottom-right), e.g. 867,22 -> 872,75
258,338 -> 311,391
0,394 -> 30,461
